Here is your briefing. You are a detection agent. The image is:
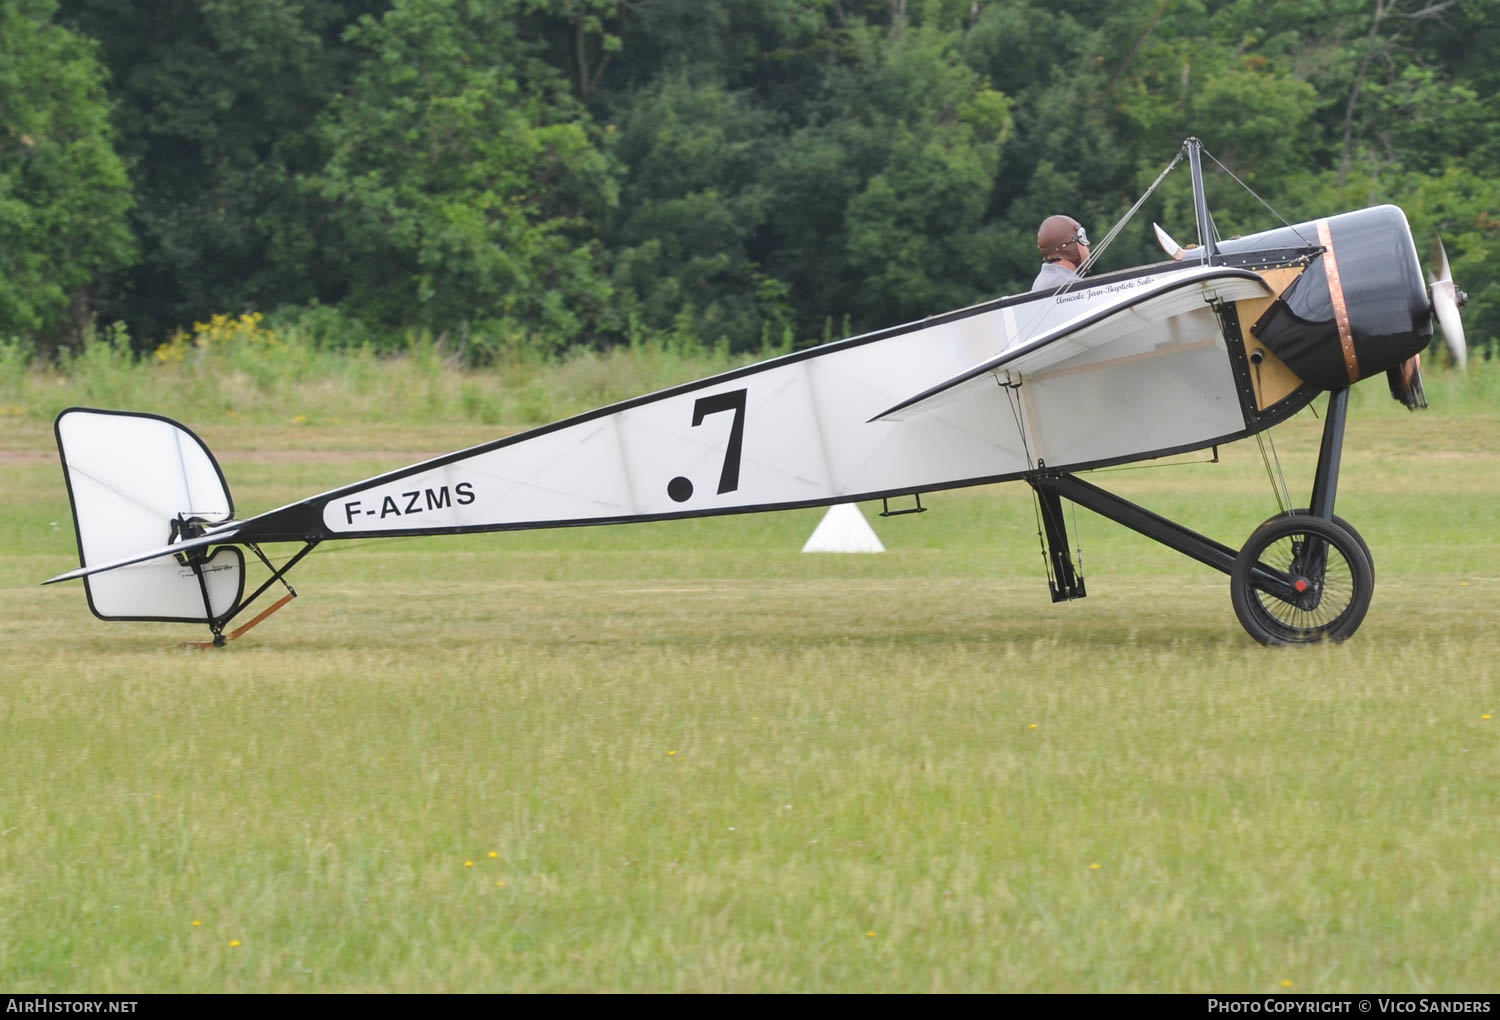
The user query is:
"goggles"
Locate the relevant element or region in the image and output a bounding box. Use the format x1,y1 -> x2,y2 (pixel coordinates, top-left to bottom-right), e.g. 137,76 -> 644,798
1042,224 -> 1089,259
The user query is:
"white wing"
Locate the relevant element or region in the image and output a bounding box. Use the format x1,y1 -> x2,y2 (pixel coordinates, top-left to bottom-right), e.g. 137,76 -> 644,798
873,268 -> 1270,422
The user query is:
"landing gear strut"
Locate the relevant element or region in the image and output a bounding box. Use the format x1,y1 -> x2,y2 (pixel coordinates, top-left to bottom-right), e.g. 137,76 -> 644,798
1028,388 -> 1373,645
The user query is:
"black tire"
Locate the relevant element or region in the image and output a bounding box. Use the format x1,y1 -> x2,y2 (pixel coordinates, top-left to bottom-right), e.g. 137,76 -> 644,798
1276,510 -> 1374,583
1231,515 -> 1374,645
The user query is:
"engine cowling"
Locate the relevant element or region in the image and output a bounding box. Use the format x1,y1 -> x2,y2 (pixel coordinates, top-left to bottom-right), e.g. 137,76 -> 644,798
1227,205 -> 1432,391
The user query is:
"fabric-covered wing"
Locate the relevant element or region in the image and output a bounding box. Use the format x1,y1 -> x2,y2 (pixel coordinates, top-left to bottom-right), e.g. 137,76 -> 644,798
872,269 -> 1271,423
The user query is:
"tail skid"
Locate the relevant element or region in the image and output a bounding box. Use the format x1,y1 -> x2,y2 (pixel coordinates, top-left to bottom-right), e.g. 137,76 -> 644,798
182,591 -> 298,650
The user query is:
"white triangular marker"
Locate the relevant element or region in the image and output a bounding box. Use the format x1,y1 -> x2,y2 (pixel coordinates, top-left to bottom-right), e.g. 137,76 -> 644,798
801,503 -> 885,553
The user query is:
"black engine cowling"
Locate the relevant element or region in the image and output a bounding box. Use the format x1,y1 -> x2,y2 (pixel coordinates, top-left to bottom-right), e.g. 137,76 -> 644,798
1229,205 -> 1432,391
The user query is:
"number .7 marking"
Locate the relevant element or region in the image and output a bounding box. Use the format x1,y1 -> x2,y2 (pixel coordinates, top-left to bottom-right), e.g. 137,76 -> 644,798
666,388 -> 748,503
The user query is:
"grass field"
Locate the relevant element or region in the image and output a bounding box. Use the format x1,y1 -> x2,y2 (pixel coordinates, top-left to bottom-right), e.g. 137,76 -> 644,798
1,373 -> 1497,992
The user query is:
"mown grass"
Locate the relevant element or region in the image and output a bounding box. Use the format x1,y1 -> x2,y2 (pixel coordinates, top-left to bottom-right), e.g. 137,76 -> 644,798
0,356 -> 1496,992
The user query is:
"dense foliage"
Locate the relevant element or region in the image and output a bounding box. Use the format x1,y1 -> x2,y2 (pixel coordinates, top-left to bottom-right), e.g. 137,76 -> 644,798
3,0 -> 1495,358
0,0 -> 134,355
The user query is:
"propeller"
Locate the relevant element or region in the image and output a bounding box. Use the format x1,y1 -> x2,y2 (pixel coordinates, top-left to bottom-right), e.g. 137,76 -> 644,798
1429,235 -> 1468,370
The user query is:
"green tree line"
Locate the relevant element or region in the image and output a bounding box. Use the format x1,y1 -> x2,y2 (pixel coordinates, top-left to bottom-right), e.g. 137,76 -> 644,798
3,0 -> 1496,360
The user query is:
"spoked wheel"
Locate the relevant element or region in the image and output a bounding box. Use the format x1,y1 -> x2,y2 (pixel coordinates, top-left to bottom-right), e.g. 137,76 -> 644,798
1231,515 -> 1373,645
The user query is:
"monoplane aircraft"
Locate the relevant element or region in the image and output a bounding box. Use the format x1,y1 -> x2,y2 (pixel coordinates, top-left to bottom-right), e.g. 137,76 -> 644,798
46,139 -> 1468,646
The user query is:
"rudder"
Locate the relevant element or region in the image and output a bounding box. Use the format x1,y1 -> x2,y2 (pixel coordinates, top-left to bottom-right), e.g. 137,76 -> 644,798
55,408 -> 243,622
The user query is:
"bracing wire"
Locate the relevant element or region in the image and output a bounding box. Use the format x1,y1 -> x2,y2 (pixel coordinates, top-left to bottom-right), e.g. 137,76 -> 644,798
1193,141 -> 1320,516
1086,449 -> 1221,473
1201,146 -> 1319,248
1004,385 -> 1033,472
1255,430 -> 1294,514
1078,148 -> 1185,277
1002,377 -> 1056,585
1068,495 -> 1083,578
1010,140 -> 1309,348
1000,376 -> 1084,586
1012,148 -> 1187,344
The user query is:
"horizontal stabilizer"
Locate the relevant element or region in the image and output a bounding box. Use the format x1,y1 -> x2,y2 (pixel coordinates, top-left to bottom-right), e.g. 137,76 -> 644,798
42,527 -> 242,586
871,268 -> 1270,422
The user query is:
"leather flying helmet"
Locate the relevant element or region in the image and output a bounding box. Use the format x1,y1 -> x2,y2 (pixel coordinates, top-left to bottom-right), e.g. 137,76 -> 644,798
1037,215 -> 1089,264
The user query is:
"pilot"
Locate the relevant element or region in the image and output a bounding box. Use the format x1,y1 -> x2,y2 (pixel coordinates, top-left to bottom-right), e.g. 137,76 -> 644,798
1031,214 -> 1090,291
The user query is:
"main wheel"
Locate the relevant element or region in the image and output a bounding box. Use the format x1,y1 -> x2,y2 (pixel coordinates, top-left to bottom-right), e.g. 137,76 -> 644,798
1231,515 -> 1373,645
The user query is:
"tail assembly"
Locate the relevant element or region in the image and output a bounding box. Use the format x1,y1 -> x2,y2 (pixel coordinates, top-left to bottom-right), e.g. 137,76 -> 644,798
52,408 -> 301,646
